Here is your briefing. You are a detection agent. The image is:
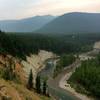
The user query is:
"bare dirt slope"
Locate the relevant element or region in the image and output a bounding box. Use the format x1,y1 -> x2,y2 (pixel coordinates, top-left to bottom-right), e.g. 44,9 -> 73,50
0,79 -> 40,100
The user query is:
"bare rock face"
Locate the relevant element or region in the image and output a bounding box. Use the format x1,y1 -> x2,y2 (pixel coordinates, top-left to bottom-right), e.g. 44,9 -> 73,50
0,54 -> 26,84
0,54 -> 42,100
92,41 -> 100,55
21,50 -> 55,85
94,42 -> 100,50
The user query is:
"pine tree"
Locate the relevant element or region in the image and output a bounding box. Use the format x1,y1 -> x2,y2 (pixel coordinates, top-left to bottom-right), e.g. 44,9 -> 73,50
2,62 -> 12,80
0,30 -> 1,33
27,69 -> 33,89
43,80 -> 47,95
36,75 -> 41,93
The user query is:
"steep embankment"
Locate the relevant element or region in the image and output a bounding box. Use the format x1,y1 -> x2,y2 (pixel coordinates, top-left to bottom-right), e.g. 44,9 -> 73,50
0,54 -> 41,100
59,61 -> 92,100
0,50 -> 55,100
0,79 -> 40,100
21,50 -> 55,84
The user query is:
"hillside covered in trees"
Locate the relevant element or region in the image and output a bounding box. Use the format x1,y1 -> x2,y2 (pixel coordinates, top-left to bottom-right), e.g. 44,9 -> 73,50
1,30 -> 100,59
54,54 -> 76,77
68,55 -> 100,99
1,30 -> 100,99
37,12 -> 100,34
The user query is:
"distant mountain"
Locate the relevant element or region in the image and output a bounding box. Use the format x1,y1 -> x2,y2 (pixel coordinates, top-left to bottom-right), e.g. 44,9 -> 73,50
0,15 -> 55,32
37,12 -> 100,34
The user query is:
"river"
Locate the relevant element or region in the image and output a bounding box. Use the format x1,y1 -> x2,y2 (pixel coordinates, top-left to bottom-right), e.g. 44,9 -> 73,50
38,59 -> 79,100
38,41 -> 100,100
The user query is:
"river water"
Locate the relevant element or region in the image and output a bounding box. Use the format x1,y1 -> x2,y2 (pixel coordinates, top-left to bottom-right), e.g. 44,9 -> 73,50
38,59 -> 79,100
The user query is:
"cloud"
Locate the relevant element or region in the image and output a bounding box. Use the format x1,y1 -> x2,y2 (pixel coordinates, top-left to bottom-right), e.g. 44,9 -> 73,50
24,0 -> 100,17
0,0 -> 100,20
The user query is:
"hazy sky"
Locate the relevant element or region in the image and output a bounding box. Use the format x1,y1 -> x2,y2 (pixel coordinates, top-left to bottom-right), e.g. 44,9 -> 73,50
0,0 -> 100,20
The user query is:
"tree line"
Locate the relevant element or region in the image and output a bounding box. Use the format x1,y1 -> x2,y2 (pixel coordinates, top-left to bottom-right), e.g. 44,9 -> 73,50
53,54 -> 76,77
9,33 -> 95,56
1,31 -> 100,59
27,69 -> 48,96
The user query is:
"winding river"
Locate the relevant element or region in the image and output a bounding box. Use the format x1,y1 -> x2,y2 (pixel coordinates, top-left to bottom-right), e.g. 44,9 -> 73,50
38,41 -> 100,100
38,59 -> 79,100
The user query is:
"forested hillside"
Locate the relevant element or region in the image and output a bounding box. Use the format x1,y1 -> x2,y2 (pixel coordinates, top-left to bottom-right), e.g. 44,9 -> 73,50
54,54 -> 76,77
1,31 -> 100,99
37,12 -> 100,34
0,30 -> 25,58
68,55 -> 100,98
1,31 -> 100,59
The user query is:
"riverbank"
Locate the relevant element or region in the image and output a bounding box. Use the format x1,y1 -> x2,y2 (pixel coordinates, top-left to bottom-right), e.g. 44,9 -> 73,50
59,71 -> 93,100
59,42 -> 100,100
21,50 -> 55,84
47,60 -> 80,100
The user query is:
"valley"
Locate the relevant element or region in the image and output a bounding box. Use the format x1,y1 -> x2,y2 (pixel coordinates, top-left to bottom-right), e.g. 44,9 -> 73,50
38,41 -> 100,100
0,0 -> 100,100
0,15 -> 100,100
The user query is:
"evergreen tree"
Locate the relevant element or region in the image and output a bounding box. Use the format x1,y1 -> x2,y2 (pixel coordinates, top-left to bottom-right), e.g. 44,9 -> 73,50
27,69 -> 33,89
3,65 -> 11,80
36,75 -> 41,93
0,30 -> 2,34
43,80 -> 47,95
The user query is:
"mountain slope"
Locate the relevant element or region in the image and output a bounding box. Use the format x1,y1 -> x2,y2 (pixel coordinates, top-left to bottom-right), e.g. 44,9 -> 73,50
0,15 -> 55,32
37,12 -> 100,34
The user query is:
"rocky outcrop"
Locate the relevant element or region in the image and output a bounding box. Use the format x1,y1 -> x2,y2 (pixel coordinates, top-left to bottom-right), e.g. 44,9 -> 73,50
21,50 -> 55,85
0,54 -> 26,84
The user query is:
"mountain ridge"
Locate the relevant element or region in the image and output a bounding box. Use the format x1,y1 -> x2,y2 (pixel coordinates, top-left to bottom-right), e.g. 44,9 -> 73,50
0,15 -> 55,32
37,12 -> 100,34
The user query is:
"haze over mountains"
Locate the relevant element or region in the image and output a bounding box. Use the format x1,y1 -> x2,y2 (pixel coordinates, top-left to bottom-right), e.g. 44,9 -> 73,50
37,12 -> 100,34
0,12 -> 100,33
0,15 -> 55,32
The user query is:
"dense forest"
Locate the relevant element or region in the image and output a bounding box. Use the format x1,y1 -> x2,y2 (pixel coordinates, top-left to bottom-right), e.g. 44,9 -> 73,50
68,55 -> 100,98
0,30 -> 27,59
1,30 -> 100,59
53,54 -> 76,77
